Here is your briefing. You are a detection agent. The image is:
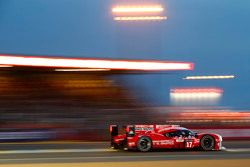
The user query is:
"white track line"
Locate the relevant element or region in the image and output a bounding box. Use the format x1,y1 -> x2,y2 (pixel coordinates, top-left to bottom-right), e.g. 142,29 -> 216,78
225,148 -> 250,152
0,154 -> 234,162
0,149 -> 116,154
1,148 -> 250,154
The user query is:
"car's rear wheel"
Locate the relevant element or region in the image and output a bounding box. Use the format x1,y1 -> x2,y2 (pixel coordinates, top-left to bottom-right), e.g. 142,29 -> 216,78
137,136 -> 152,152
200,135 -> 215,151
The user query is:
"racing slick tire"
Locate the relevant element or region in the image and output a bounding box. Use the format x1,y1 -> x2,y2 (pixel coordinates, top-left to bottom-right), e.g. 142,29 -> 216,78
200,135 -> 215,151
137,136 -> 152,152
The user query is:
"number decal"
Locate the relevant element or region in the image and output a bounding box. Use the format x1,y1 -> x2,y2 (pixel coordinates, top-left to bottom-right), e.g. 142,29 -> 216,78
186,141 -> 192,148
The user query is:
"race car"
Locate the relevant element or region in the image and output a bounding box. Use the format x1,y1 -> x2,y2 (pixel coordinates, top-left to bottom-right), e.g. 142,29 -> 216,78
109,124 -> 223,152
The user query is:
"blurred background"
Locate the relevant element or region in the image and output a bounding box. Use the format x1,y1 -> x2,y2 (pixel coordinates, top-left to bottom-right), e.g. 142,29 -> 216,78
0,0 -> 250,142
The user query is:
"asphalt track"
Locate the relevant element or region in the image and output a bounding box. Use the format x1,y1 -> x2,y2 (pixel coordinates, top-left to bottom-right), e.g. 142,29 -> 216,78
0,141 -> 249,164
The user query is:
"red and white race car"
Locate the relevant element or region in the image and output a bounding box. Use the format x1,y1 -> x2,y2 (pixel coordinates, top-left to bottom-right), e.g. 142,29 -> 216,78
110,124 -> 223,152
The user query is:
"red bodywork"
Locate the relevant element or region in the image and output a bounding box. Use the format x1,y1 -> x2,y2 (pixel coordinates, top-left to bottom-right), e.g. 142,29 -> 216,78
110,125 -> 223,151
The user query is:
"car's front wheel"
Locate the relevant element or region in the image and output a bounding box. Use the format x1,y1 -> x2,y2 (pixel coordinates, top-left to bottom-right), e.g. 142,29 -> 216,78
137,136 -> 152,152
200,135 -> 215,151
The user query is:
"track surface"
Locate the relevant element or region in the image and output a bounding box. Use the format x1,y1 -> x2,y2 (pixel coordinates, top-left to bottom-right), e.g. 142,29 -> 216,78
0,141 -> 249,164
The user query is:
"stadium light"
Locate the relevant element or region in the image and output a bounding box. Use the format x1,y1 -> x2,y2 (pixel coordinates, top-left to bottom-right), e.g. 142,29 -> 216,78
112,4 -> 166,22
112,6 -> 164,13
170,87 -> 223,106
183,75 -> 235,80
171,88 -> 223,94
114,16 -> 167,21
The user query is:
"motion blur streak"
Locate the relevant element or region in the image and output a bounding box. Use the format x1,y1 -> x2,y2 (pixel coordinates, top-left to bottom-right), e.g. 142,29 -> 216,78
0,55 -> 193,71
112,6 -> 164,13
0,159 -> 249,167
55,69 -> 111,72
180,112 -> 250,118
0,65 -> 13,67
183,75 -> 235,80
114,16 -> 167,21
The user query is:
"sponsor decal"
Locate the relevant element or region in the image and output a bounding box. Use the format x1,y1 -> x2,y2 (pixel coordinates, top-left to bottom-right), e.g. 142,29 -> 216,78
135,127 -> 154,131
153,140 -> 174,145
175,137 -> 184,142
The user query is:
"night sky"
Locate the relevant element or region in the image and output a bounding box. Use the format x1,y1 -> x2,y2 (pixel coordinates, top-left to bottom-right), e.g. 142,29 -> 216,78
0,0 -> 250,109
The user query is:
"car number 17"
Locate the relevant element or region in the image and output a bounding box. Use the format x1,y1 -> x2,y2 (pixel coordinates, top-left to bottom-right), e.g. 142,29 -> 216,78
186,141 -> 193,148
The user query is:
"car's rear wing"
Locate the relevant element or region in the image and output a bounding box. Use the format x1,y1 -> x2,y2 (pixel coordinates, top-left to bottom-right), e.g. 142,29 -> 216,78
131,125 -> 180,132
109,125 -> 118,137
109,125 -> 136,137
109,124 -> 181,137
